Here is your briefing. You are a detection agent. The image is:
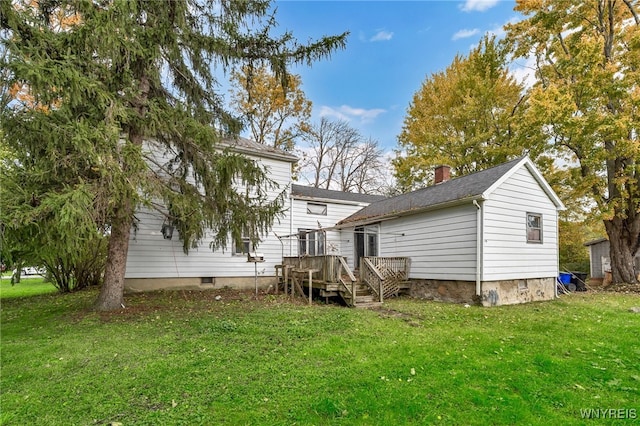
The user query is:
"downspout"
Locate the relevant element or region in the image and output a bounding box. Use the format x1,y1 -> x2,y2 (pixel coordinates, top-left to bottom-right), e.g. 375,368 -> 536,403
473,200 -> 482,300
555,211 -> 559,299
289,195 -> 293,256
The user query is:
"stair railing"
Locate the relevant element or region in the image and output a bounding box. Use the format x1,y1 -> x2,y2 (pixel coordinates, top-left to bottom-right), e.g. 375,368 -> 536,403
337,256 -> 357,306
361,257 -> 383,303
365,257 -> 410,280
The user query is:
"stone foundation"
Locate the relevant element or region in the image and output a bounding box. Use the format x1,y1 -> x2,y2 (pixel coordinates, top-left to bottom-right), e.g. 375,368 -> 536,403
124,276 -> 278,293
409,277 -> 556,306
409,279 -> 476,304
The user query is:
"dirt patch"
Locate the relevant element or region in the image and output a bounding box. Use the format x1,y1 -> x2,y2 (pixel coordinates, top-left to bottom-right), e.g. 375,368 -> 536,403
73,287 -> 311,323
600,283 -> 640,294
376,307 -> 423,327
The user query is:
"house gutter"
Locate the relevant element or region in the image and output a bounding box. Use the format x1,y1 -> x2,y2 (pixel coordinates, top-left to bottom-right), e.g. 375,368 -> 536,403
473,200 -> 483,299
335,196 -> 481,230
291,195 -> 371,207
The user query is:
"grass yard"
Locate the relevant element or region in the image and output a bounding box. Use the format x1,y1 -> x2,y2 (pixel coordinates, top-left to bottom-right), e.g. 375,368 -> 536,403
1,284 -> 639,425
0,275 -> 58,299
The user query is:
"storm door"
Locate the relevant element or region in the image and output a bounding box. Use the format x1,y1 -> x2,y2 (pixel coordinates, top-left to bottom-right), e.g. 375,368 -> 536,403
354,225 -> 378,269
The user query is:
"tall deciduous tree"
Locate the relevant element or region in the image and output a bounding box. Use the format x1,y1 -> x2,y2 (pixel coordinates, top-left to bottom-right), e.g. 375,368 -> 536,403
230,65 -> 311,151
506,0 -> 640,284
298,117 -> 385,194
394,35 -> 529,191
1,0 -> 347,310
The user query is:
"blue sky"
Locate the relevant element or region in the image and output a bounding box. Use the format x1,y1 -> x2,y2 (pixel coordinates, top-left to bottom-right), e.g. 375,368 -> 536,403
264,0 -> 523,153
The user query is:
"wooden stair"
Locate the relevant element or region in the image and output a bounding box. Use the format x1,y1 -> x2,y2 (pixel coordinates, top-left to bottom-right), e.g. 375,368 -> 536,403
338,282 -> 383,309
279,255 -> 409,309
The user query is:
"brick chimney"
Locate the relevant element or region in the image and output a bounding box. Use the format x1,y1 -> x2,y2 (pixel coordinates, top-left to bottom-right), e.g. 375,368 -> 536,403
434,165 -> 451,184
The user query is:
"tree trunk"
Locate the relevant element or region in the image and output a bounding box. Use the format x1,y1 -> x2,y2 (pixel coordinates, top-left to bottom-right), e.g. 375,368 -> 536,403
93,199 -> 133,311
604,218 -> 639,284
94,73 -> 148,311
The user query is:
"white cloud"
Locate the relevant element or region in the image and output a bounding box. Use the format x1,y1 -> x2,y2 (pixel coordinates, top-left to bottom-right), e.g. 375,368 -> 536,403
486,23 -> 506,39
452,28 -> 480,40
319,105 -> 386,123
486,16 -> 521,39
459,0 -> 500,12
370,30 -> 393,42
509,55 -> 538,89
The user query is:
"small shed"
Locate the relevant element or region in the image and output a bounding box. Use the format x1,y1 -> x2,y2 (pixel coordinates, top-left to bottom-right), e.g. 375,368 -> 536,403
584,238 -> 610,279
584,238 -> 640,279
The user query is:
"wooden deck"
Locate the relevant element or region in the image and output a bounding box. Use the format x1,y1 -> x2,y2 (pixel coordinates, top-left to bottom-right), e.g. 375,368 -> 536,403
277,255 -> 411,308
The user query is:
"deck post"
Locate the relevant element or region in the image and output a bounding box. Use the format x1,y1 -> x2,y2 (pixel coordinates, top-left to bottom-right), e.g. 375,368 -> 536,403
284,266 -> 289,296
274,265 -> 281,295
308,269 -> 313,305
352,279 -> 356,307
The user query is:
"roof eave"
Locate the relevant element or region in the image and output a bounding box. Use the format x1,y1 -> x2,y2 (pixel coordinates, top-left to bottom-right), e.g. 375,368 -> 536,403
336,195 -> 485,228
291,194 -> 372,206
481,157 -> 565,210
584,237 -> 608,246
219,142 -> 298,163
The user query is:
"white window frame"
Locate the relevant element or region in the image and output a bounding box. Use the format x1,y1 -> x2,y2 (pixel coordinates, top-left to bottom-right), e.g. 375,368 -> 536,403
233,234 -> 255,255
307,202 -> 327,216
526,213 -> 543,244
298,228 -> 325,256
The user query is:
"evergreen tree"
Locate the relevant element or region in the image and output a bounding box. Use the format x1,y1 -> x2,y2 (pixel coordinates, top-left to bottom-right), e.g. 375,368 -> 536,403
0,0 -> 347,310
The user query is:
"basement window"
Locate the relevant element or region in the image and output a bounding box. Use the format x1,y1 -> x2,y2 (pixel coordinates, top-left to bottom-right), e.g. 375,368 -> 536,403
526,213 -> 543,243
307,202 -> 327,216
518,280 -> 528,292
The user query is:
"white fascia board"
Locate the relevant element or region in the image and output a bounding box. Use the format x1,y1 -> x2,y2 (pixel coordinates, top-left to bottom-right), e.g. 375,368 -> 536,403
290,195 -> 371,207
334,196 -> 483,229
482,156 -> 565,210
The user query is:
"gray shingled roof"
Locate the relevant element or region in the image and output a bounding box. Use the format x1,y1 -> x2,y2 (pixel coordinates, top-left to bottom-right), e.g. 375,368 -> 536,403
221,136 -> 298,163
338,157 -> 525,225
291,184 -> 386,204
584,237 -> 608,246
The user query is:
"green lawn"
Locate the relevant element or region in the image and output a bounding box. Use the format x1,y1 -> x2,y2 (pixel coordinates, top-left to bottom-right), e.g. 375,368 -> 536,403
1,284 -> 638,425
0,275 -> 58,298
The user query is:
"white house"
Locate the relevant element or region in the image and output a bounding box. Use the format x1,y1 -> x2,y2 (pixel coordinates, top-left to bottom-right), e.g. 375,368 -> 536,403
125,143 -> 565,307
336,157 -> 565,306
124,137 -> 382,292
286,184 -> 385,261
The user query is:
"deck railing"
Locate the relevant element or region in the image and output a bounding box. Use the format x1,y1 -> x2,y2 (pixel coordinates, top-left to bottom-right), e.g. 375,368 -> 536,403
282,255 -> 355,283
281,255 -> 410,306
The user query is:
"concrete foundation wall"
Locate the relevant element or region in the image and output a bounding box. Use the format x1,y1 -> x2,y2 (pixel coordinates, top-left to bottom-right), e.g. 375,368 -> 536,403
125,276 -> 278,293
409,277 -> 556,306
480,277 -> 556,307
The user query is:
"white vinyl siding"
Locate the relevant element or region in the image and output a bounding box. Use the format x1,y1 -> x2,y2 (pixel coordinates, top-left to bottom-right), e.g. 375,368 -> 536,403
340,228 -> 355,269
287,198 -> 369,260
125,155 -> 292,279
378,204 -> 478,281
482,167 -> 559,281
